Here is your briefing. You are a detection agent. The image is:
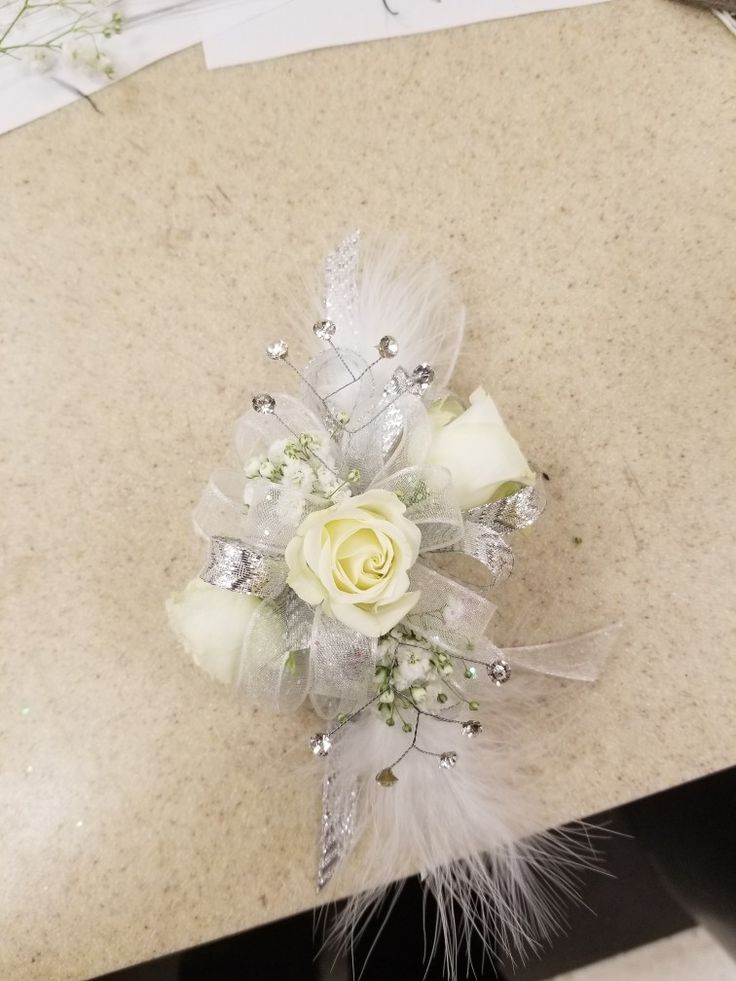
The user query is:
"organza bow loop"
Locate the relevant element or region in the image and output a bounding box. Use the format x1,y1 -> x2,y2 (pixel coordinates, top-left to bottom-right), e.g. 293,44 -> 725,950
374,465 -> 464,553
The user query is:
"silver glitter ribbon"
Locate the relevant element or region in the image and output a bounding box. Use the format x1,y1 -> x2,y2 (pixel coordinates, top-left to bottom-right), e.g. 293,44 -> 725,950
199,536 -> 286,598
317,769 -> 358,892
323,229 -> 361,343
458,479 -> 546,588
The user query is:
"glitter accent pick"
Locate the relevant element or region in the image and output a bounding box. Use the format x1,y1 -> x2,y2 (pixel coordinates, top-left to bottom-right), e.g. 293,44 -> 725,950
317,771 -> 357,891
323,229 -> 360,341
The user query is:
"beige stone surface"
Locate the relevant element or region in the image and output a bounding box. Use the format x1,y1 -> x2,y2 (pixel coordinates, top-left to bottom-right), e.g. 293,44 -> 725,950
1,1 -> 735,978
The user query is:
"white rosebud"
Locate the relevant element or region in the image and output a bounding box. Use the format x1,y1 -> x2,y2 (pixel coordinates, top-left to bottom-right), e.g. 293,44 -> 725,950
379,690 -> 395,704
166,578 -> 262,684
410,685 -> 427,703
259,460 -> 276,479
426,387 -> 534,510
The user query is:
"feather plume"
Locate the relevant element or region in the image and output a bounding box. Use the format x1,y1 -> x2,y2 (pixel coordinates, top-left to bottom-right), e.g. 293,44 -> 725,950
311,232 -> 465,394
317,657 -> 606,978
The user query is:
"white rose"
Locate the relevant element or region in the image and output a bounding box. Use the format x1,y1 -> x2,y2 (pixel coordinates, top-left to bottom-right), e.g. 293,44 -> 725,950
166,578 -> 261,684
426,386 -> 534,510
285,489 -> 422,638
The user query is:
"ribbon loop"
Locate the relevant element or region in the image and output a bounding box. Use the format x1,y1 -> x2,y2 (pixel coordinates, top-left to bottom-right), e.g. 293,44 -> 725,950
377,465 -> 463,552
503,623 -> 623,682
465,479 -> 546,533
460,521 -> 514,588
199,536 -> 287,598
238,591 -> 314,713
309,610 -> 378,712
406,563 -> 496,655
192,468 -> 249,540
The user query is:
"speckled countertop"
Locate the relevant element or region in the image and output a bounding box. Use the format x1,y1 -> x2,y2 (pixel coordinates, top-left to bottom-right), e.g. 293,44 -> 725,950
1,1 -> 734,978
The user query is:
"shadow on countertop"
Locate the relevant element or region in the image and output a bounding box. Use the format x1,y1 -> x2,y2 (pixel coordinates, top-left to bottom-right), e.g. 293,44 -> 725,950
97,767 -> 736,981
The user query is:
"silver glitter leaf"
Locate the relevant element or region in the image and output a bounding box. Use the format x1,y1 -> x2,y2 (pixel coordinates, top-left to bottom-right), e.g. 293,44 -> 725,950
317,771 -> 357,891
466,480 -> 546,533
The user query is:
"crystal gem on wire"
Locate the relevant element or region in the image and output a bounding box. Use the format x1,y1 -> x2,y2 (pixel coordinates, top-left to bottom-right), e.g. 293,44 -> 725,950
439,752 -> 458,769
411,363 -> 435,391
377,335 -> 399,359
309,733 -> 332,757
461,720 -> 483,738
252,393 -> 276,415
487,658 -> 511,685
266,339 -> 289,360
313,319 -> 336,340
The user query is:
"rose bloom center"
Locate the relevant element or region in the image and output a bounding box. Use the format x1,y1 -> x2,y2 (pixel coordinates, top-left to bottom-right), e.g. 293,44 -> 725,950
333,525 -> 395,593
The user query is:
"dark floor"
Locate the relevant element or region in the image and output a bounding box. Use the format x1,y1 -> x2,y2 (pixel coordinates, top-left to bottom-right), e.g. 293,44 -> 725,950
97,767 -> 736,981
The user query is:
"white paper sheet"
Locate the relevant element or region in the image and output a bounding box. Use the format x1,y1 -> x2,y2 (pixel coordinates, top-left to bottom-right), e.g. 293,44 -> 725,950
0,0 -> 609,136
0,0 -> 270,136
202,0 -> 610,69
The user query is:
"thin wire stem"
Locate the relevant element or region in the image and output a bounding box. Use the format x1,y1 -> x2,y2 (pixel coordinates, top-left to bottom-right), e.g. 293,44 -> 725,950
345,389 -> 404,435
272,412 -> 340,478
325,355 -> 381,400
327,339 -> 356,382
326,691 -> 382,737
282,358 -> 339,426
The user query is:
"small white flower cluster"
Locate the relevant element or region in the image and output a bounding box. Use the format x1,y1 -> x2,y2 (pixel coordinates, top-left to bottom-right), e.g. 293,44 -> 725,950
1,1 -> 122,79
375,626 -> 468,728
243,432 -> 353,507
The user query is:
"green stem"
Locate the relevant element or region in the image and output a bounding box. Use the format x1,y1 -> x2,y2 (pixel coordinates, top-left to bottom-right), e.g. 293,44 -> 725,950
0,0 -> 30,45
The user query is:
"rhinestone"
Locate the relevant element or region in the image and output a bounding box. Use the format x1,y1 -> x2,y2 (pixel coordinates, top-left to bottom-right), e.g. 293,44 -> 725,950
461,720 -> 483,738
377,335 -> 399,359
464,666 -> 477,680
439,752 -> 457,769
313,319 -> 336,340
266,339 -> 289,360
487,658 -> 511,685
252,393 -> 276,415
376,767 -> 399,787
411,362 -> 435,391
309,733 -> 332,757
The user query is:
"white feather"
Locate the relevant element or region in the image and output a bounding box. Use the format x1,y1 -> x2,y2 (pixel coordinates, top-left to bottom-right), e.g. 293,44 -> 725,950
323,678 -> 601,978
311,233 -> 465,395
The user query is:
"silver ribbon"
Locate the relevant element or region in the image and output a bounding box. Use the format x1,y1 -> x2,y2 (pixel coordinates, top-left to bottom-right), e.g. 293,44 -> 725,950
199,536 -> 287,598
317,769 -> 358,892
457,479 -> 546,588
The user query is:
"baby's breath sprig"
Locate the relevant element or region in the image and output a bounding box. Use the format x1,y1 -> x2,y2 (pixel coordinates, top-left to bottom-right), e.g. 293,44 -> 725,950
0,1 -> 123,78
